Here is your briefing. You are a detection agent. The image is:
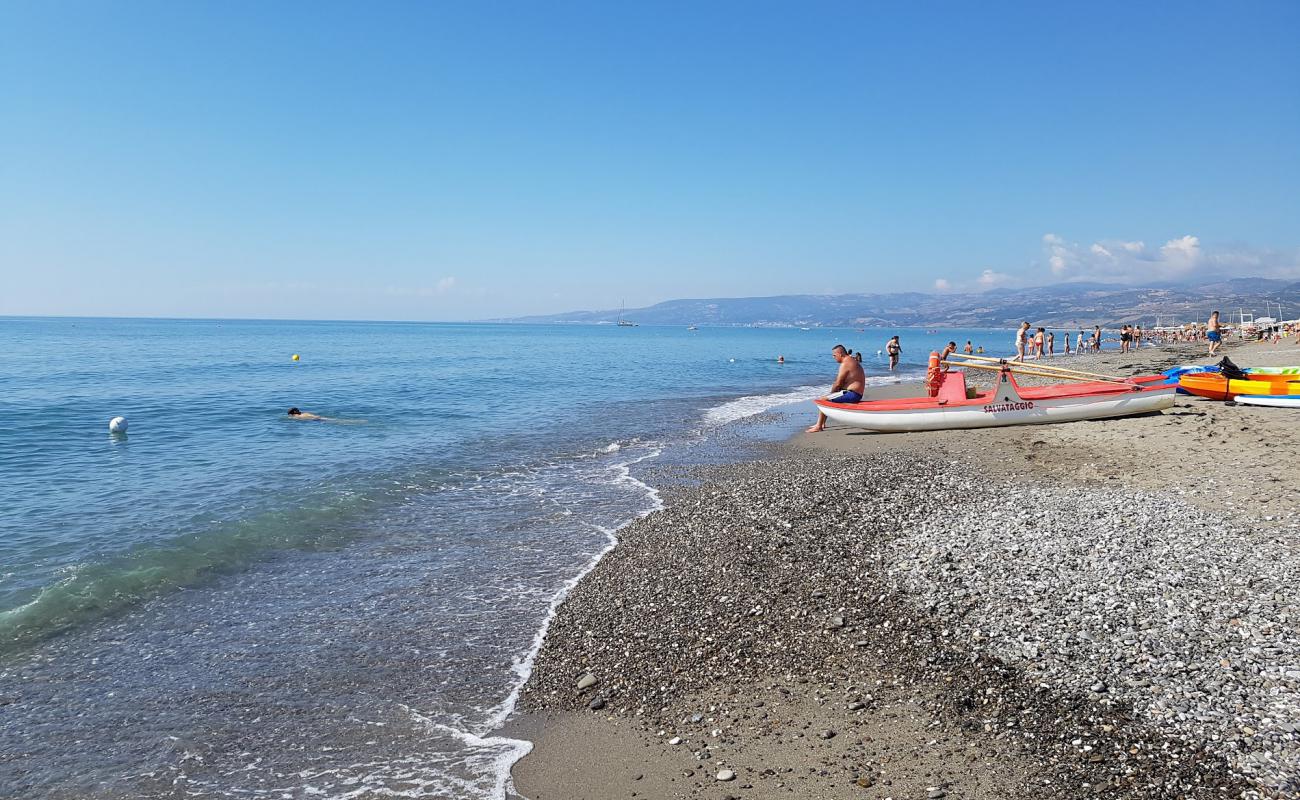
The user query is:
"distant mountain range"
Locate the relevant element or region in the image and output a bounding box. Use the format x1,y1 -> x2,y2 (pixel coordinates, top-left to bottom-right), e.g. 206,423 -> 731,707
501,277 -> 1300,328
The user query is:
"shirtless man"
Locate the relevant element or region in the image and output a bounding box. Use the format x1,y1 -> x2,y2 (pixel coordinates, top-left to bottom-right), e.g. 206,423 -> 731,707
288,407 -> 324,420
806,344 -> 866,433
1207,310 -> 1222,355
940,341 -> 958,372
1014,322 -> 1030,362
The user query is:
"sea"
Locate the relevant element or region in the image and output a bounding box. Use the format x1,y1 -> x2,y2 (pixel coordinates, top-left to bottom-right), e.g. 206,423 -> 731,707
0,317 -> 1008,799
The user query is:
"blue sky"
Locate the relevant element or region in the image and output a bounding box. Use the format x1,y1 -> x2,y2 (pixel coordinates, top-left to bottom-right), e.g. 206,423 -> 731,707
2,1 -> 1297,320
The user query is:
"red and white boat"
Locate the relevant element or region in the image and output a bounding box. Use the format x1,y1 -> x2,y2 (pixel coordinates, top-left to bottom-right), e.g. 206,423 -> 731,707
814,363 -> 1175,433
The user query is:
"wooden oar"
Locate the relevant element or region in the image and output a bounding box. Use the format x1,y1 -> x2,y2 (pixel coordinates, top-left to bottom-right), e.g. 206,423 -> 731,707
942,360 -> 1136,387
947,352 -> 1123,380
946,353 -> 1123,382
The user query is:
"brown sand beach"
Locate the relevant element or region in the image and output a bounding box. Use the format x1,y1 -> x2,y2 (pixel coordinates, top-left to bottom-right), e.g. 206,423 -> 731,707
510,339 -> 1300,800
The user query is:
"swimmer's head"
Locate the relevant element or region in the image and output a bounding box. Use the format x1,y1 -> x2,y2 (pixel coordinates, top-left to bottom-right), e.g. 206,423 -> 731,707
288,407 -> 301,416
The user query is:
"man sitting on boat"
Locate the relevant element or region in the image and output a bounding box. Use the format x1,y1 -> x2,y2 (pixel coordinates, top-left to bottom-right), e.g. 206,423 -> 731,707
807,344 -> 866,433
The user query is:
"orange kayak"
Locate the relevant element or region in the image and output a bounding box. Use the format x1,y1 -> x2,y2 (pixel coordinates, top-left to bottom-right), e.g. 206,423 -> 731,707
1179,372 -> 1300,401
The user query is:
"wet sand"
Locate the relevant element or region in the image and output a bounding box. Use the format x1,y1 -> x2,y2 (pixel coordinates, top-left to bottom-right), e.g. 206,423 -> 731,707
510,338 -> 1300,800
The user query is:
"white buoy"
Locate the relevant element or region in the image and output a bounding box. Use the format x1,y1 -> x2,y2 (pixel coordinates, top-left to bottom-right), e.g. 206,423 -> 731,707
109,416 -> 128,434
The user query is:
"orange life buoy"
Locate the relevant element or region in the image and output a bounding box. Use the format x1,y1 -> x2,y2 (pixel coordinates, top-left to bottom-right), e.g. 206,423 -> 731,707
925,351 -> 942,397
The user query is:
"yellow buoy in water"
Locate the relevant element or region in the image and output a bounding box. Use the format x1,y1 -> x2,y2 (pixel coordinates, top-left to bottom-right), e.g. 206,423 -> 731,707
292,354 -> 300,361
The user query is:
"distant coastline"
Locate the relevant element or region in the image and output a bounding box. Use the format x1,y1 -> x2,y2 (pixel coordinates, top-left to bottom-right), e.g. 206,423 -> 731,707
498,276 -> 1299,329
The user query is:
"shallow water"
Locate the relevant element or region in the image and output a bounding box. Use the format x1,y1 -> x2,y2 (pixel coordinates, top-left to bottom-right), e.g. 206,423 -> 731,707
0,317 -> 1004,798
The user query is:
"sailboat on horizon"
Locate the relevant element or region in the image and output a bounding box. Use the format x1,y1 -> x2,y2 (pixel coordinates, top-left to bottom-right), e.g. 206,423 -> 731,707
617,300 -> 637,327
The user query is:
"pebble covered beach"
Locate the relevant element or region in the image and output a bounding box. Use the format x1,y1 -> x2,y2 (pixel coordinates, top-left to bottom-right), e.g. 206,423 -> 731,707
513,339 -> 1300,800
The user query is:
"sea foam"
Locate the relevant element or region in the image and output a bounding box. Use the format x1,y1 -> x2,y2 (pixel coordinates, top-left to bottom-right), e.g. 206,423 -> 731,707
702,374 -> 912,426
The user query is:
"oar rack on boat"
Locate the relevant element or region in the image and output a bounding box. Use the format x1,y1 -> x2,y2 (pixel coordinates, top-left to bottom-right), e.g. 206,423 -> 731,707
940,353 -> 1140,388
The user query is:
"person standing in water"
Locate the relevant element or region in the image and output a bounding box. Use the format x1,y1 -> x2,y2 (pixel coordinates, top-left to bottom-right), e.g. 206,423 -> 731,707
886,336 -> 902,371
806,344 -> 866,433
963,340 -> 973,355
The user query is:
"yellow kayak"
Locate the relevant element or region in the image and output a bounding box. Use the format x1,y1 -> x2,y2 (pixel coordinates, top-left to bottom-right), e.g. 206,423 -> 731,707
1179,372 -> 1300,401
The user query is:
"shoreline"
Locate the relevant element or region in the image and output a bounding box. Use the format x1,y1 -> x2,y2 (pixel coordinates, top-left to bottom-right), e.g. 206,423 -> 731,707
508,338 -> 1300,799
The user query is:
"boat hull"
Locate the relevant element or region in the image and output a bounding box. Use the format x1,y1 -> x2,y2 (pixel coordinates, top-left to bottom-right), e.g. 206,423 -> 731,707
1235,394 -> 1300,409
1250,366 -> 1300,376
1178,373 -> 1300,401
816,382 -> 1176,433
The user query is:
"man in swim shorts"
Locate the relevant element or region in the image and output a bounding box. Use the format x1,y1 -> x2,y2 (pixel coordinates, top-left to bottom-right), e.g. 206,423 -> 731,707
1207,310 -> 1222,355
807,344 -> 866,433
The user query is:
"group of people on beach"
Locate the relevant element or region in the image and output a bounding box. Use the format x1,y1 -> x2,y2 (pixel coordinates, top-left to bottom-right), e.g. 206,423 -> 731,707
877,335 -> 982,370
805,310 -> 1288,434
1012,322 -> 1119,360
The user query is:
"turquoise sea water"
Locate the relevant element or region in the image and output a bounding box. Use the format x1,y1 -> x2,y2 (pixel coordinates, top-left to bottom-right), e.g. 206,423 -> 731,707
0,317 -> 1005,798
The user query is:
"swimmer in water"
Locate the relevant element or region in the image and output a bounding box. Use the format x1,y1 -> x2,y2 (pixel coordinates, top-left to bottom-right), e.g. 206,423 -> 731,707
288,407 -> 368,424
777,355 -> 785,363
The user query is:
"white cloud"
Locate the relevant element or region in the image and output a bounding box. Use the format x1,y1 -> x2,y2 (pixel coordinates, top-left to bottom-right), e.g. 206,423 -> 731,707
944,234 -> 1297,295
1160,235 -> 1201,264
1030,232 -> 1300,286
436,276 -> 457,293
977,269 -> 1011,288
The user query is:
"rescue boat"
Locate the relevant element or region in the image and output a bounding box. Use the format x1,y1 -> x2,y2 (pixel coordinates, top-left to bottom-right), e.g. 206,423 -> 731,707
814,355 -> 1175,433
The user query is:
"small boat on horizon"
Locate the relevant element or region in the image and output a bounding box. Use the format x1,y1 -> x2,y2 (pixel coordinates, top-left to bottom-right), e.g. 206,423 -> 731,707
616,300 -> 637,327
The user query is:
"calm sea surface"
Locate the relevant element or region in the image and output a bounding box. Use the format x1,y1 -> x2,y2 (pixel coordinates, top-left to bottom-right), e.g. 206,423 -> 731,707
0,317 -> 1005,798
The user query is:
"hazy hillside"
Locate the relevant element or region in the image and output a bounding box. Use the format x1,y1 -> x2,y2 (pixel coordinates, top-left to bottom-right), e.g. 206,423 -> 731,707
501,278 -> 1300,328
